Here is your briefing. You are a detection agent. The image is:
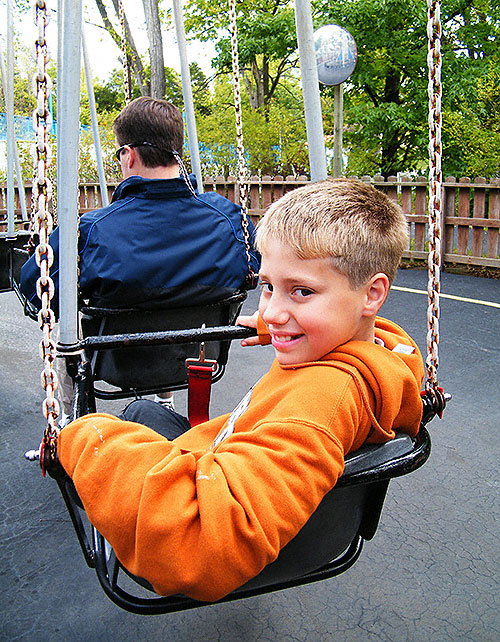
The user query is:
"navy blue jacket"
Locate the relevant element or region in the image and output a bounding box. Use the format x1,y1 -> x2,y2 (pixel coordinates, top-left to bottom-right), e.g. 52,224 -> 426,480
20,175 -> 260,317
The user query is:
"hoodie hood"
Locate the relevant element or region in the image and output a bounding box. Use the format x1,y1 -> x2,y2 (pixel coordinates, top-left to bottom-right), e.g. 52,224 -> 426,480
281,317 -> 425,441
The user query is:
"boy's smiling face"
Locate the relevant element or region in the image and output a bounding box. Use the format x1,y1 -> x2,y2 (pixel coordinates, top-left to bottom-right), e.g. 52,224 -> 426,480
258,237 -> 378,365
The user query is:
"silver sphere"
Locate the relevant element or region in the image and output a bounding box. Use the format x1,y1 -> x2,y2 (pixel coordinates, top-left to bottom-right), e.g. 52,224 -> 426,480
314,24 -> 358,86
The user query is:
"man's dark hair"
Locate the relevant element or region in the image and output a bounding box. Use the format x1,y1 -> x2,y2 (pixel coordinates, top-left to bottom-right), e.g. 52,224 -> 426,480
113,97 -> 184,167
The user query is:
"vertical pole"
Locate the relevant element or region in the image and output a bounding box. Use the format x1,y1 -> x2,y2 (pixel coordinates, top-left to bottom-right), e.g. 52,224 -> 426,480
57,0 -> 82,347
333,83 -> 343,177
172,0 -> 203,192
5,0 -> 15,236
0,41 -> 28,223
82,24 -> 109,207
294,0 -> 327,182
57,0 -> 63,173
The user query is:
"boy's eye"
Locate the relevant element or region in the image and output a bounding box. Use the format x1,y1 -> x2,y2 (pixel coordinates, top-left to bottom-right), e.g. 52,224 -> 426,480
260,282 -> 273,293
294,288 -> 314,298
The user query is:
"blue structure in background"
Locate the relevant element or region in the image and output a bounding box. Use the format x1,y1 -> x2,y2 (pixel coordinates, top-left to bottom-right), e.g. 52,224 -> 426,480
0,111 -> 89,141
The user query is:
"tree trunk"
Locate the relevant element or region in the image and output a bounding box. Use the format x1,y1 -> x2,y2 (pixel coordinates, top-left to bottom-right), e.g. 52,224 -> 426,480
142,0 -> 165,99
380,69 -> 401,177
95,0 -> 149,96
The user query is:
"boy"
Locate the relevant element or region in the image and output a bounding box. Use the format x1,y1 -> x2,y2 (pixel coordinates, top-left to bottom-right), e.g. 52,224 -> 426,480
57,178 -> 424,602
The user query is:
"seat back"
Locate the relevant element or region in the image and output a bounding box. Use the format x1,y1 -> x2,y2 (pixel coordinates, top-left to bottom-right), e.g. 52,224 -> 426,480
0,232 -> 31,293
240,432 -> 416,591
80,291 -> 246,397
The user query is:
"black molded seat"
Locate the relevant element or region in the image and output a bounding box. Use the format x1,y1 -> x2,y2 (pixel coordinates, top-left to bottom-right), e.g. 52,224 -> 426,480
57,427 -> 430,615
80,290 -> 247,399
0,231 -> 30,290
0,233 -> 39,319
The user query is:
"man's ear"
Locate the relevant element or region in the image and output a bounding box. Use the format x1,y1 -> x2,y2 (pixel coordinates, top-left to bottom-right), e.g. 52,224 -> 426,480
126,146 -> 137,170
362,273 -> 390,317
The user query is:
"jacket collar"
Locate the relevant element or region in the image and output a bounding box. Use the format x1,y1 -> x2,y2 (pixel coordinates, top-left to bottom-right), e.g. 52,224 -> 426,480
111,174 -> 199,202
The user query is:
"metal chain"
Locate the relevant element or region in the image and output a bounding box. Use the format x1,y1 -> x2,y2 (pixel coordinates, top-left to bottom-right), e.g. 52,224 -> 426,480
426,0 -> 442,392
118,0 -> 132,103
32,0 -> 60,471
228,0 -> 255,283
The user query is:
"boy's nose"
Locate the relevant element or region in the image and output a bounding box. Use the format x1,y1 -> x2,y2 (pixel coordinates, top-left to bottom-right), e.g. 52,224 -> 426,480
261,293 -> 289,325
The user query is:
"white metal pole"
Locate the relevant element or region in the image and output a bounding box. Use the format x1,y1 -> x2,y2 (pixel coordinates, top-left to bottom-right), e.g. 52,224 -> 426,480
172,0 -> 203,192
82,24 -> 109,207
294,0 -> 327,181
57,0 -> 82,346
0,40 -> 28,224
333,83 -> 343,177
5,0 -> 15,236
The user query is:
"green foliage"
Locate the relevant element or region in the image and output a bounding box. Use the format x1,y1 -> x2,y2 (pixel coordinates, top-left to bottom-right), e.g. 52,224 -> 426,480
443,61 -> 500,177
194,74 -> 307,176
5,0 -> 500,182
186,1 -> 298,110
93,70 -> 127,114
315,0 -> 500,178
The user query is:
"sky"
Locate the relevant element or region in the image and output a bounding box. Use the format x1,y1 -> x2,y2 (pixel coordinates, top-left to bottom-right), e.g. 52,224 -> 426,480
1,0 -> 216,84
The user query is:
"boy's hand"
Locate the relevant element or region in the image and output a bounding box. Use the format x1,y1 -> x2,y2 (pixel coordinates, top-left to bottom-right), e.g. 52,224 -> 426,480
236,311 -> 261,347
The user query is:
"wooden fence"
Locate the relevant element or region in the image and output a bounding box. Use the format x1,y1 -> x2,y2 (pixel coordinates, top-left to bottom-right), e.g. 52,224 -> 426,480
1,175 -> 499,270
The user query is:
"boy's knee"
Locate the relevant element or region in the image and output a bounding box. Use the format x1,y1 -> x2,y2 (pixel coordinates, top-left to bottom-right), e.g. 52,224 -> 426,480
119,399 -> 159,424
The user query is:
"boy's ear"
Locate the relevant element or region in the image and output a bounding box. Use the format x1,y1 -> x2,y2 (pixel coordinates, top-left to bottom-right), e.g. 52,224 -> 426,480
361,273 -> 390,317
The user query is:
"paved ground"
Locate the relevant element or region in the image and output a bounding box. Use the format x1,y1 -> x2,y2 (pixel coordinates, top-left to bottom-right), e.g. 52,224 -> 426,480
1,268 -> 499,641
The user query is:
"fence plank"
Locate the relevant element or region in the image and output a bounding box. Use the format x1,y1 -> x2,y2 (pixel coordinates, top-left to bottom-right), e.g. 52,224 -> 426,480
261,175 -> 273,212
444,177 -> 457,255
472,177 -> 486,258
400,176 -> 413,253
414,177 -> 427,252
457,177 -> 471,255
486,178 -> 500,259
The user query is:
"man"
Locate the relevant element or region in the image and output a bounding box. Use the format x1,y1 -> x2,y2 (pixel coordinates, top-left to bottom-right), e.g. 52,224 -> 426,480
20,97 -> 259,418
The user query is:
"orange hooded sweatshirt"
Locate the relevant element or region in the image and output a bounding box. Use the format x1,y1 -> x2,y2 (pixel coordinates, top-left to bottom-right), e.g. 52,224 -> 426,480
58,317 -> 424,602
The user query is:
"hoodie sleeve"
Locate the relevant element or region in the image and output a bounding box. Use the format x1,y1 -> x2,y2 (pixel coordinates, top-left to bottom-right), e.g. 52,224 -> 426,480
58,384 -> 358,602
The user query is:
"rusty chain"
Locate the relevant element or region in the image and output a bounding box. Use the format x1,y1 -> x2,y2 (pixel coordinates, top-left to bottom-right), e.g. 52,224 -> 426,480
426,0 -> 442,392
32,0 -> 60,473
118,0 -> 132,103
228,0 -> 256,285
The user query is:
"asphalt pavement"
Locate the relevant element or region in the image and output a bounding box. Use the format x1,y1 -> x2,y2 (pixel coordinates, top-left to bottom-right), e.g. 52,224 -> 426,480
0,267 -> 499,641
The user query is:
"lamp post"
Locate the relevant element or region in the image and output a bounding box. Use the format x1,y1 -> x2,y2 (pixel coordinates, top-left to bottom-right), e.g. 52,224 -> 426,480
314,25 -> 357,177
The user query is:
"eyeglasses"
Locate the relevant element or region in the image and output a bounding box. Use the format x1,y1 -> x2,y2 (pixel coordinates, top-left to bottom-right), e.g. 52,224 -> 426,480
115,141 -> 167,162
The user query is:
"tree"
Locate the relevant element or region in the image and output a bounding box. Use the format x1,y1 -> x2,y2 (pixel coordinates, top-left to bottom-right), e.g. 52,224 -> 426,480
195,74 -> 308,176
315,0 -> 500,177
94,0 -> 150,95
444,62 -> 500,177
142,0 -> 166,98
93,0 -> 168,99
185,0 -> 298,113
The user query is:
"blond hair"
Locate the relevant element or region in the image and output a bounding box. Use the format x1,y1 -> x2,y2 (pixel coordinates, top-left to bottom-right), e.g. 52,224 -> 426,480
255,178 -> 409,287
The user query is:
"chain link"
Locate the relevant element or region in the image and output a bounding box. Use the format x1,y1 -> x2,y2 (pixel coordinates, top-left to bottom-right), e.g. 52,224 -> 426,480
32,0 -> 60,469
118,0 -> 132,103
228,0 -> 255,283
425,0 -> 442,391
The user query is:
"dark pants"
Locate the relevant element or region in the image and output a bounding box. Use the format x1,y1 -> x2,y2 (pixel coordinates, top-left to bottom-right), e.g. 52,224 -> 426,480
119,399 -> 191,440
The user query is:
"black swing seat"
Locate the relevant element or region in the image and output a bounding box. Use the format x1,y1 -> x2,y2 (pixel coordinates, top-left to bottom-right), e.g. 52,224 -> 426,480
79,290 -> 247,399
59,424 -> 431,615
0,231 -> 39,317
